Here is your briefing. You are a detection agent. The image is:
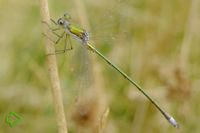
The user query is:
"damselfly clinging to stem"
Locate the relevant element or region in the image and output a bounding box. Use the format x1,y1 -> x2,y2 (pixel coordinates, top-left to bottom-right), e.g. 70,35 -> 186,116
42,13 -> 179,128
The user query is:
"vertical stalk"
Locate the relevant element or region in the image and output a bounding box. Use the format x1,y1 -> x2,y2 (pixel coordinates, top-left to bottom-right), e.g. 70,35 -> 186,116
73,0 -> 109,132
180,0 -> 198,70
39,0 -> 68,132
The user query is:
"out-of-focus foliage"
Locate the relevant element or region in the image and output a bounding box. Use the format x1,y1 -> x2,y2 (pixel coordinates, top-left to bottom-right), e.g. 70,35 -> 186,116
0,0 -> 200,132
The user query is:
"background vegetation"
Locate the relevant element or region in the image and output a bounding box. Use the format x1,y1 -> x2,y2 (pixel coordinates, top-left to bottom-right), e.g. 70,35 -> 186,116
0,0 -> 200,132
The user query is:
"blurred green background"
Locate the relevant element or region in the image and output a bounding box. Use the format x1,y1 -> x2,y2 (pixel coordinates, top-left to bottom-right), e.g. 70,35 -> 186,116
0,0 -> 200,132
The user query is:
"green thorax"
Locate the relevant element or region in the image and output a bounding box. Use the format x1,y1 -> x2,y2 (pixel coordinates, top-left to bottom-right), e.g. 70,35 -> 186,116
68,23 -> 86,39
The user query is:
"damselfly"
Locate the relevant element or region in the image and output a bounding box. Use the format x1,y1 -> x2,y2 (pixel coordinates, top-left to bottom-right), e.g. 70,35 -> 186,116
42,13 -> 179,128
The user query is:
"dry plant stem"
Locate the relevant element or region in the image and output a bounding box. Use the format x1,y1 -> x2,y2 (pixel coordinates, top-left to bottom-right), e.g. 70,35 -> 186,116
74,0 -> 90,29
180,0 -> 198,69
39,0 -> 68,133
132,101 -> 148,133
74,0 -> 109,132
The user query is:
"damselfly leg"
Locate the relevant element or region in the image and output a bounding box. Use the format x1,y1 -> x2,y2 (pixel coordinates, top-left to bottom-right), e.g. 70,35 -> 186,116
42,19 -> 73,55
55,34 -> 73,54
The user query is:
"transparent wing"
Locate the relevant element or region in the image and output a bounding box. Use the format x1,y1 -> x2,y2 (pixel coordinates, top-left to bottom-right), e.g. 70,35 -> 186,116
69,42 -> 99,126
75,44 -> 94,102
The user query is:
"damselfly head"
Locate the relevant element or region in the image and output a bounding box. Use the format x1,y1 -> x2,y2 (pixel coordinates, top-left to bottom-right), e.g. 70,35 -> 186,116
57,13 -> 71,26
57,18 -> 64,25
57,17 -> 69,27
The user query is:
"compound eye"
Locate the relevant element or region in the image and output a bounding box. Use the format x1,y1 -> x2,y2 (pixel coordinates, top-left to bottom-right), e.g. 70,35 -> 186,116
64,13 -> 71,20
57,18 -> 64,25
